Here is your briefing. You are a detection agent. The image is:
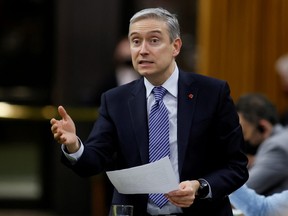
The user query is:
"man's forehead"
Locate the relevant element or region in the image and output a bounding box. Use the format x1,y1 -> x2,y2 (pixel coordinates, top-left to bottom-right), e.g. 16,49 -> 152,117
129,19 -> 168,37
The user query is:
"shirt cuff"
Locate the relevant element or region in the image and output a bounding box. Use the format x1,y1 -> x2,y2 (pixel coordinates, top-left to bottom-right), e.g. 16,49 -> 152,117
61,138 -> 84,164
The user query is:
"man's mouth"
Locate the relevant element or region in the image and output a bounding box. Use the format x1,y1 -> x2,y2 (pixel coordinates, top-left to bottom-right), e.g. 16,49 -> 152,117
139,60 -> 153,64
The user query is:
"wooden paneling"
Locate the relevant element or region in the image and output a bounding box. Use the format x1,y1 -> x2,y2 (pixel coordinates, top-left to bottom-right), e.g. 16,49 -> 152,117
197,0 -> 288,114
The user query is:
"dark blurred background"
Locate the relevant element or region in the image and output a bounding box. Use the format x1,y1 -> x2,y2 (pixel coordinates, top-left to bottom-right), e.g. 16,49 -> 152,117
0,1 -> 197,215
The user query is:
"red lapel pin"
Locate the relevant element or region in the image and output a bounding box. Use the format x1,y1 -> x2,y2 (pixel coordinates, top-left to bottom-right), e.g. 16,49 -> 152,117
188,93 -> 194,99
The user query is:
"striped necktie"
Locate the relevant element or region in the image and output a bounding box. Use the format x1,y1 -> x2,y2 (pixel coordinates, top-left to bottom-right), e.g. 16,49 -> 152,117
148,86 -> 170,208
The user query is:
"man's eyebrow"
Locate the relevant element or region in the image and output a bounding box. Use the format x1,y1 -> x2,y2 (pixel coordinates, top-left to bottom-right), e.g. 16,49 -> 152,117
129,30 -> 162,37
129,32 -> 137,37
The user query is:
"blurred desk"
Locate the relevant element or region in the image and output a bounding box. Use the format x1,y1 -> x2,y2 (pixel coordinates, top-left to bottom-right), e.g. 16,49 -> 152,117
0,102 -> 98,121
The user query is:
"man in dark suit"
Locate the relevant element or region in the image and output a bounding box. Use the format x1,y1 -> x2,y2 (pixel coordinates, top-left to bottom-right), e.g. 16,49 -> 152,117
50,7 -> 248,216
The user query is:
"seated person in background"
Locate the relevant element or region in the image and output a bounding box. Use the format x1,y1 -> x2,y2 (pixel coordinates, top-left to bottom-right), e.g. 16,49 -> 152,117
92,37 -> 140,106
229,184 -> 288,216
243,140 -> 258,169
235,93 -> 288,195
113,37 -> 140,86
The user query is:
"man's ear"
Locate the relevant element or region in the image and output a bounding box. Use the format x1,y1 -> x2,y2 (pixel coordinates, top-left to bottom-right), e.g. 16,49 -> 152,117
257,119 -> 273,136
172,38 -> 182,57
256,124 -> 265,133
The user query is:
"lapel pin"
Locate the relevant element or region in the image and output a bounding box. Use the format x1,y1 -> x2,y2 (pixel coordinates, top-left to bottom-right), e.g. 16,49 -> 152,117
188,93 -> 194,99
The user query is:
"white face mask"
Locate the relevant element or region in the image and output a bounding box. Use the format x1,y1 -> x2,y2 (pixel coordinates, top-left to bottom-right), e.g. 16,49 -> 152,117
115,66 -> 140,86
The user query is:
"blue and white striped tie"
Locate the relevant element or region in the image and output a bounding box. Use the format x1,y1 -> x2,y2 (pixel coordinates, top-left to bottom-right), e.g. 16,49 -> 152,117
149,86 -> 170,208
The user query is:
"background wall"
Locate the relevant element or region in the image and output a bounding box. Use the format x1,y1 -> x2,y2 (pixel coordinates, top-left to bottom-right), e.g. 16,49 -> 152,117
197,0 -> 288,114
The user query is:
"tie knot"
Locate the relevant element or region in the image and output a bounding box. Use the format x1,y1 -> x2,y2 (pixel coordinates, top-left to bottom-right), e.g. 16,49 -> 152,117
153,86 -> 167,102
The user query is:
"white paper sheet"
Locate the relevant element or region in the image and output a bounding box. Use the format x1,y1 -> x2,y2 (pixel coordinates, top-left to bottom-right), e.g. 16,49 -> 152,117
106,156 -> 178,194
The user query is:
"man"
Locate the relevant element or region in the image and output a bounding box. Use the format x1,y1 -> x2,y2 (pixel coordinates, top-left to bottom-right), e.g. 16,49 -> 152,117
114,37 -> 140,86
236,93 -> 288,195
230,184 -> 288,216
51,8 -> 248,216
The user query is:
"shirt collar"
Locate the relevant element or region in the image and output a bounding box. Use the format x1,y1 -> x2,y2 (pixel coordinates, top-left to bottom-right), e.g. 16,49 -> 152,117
144,65 -> 179,98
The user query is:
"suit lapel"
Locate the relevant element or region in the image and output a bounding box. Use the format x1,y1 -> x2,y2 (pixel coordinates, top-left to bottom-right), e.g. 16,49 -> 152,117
128,79 -> 150,164
177,71 -> 198,175
127,72 -> 199,171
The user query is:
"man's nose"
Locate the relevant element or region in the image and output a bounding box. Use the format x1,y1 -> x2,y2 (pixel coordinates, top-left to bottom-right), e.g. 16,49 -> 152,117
139,41 -> 149,54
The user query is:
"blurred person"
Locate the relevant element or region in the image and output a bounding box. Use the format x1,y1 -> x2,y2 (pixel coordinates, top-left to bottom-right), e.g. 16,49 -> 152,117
50,7 -> 248,216
92,37 -> 140,106
275,54 -> 288,125
236,93 -> 288,195
276,54 -> 288,96
113,37 -> 140,86
230,184 -> 288,216
243,140 -> 259,169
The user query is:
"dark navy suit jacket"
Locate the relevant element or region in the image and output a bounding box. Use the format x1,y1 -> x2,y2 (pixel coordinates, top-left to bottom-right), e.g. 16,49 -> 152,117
62,70 -> 248,216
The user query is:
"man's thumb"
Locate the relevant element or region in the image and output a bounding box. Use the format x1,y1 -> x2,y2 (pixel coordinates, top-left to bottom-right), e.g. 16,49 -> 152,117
58,106 -> 69,120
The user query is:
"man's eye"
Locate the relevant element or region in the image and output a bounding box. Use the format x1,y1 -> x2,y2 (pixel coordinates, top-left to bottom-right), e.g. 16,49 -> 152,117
151,38 -> 159,44
132,39 -> 140,46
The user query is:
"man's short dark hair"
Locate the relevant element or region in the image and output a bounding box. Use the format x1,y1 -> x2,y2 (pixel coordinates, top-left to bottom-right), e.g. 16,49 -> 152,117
235,93 -> 279,126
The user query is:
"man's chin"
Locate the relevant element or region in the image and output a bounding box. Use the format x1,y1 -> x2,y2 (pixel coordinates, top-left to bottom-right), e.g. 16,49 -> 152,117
137,70 -> 153,77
